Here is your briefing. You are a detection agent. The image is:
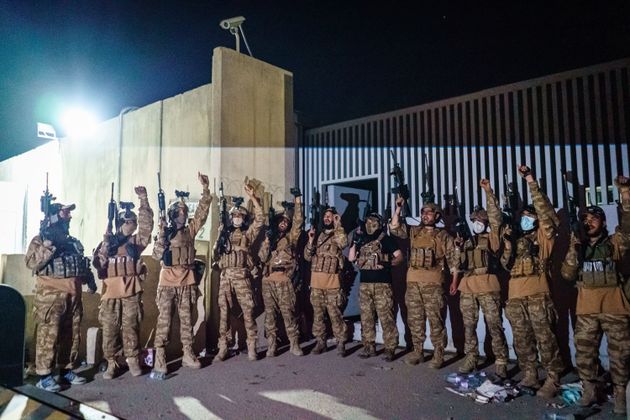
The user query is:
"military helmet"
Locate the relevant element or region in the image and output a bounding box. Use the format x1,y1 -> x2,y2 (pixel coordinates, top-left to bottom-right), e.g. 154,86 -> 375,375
274,211 -> 291,224
469,206 -> 488,222
115,209 -> 138,230
229,205 -> 249,217
167,200 -> 188,222
583,205 -> 606,221
421,202 -> 442,214
365,212 -> 384,225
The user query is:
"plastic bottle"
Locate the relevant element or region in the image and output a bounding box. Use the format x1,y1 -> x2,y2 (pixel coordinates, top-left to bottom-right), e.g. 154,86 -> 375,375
542,413 -> 575,420
446,373 -> 462,385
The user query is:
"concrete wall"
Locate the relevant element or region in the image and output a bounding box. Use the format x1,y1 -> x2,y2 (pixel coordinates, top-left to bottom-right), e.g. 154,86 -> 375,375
0,46 -> 296,361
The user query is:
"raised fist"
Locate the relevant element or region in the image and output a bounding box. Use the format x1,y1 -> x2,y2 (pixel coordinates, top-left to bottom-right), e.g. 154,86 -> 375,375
134,186 -> 147,198
198,172 -> 209,188
518,165 -> 532,178
479,179 -> 491,191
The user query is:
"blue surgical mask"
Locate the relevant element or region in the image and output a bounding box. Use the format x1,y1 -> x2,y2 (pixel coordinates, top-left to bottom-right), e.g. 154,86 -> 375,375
520,215 -> 536,232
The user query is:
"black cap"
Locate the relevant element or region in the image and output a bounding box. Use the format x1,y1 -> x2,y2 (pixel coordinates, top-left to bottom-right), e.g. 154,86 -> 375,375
583,205 -> 606,221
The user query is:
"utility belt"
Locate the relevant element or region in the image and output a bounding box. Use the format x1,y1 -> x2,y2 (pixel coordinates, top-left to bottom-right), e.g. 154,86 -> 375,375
39,255 -> 91,278
312,254 -> 342,274
272,267 -> 286,272
107,255 -> 144,278
163,245 -> 196,267
409,247 -> 436,269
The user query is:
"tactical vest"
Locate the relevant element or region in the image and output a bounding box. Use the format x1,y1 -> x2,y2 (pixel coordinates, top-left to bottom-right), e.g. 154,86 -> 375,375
464,235 -> 490,275
408,227 -> 441,270
311,231 -> 344,274
219,228 -> 252,270
39,255 -> 91,278
106,242 -> 145,278
357,234 -> 389,270
265,236 -> 296,276
510,236 -> 543,278
578,237 -> 618,288
164,229 -> 196,267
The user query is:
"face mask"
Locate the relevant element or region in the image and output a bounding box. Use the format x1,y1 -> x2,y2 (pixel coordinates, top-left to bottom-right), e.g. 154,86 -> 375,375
472,221 -> 486,234
520,215 -> 536,232
232,216 -> 243,227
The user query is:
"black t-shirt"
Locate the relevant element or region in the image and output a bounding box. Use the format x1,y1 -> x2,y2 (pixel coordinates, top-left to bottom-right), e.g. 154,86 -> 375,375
358,235 -> 400,283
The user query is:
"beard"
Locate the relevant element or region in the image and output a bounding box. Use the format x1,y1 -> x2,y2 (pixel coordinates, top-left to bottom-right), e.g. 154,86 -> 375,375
323,222 -> 334,230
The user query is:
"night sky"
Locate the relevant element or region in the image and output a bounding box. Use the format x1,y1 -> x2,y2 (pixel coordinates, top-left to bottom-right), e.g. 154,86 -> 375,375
1,1 -> 629,160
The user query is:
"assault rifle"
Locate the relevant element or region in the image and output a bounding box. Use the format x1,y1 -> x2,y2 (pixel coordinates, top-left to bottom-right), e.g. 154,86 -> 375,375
446,186 -> 471,241
157,172 -> 166,221
502,174 -> 519,237
309,187 -> 323,255
352,192 -> 372,250
106,182 -> 116,234
421,153 -> 435,204
390,150 -> 412,218
39,173 -> 56,237
267,194 -> 278,250
216,182 -> 232,255
562,171 -> 579,233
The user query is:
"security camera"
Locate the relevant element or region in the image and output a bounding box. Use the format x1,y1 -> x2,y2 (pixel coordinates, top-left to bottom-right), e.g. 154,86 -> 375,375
219,16 -> 245,30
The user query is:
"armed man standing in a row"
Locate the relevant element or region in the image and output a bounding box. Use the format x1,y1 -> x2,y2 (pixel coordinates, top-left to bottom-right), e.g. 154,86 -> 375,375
150,172 -> 211,379
503,165 -> 564,399
25,196 -> 96,391
453,179 -> 510,378
304,207 -> 349,356
389,197 -> 458,369
213,183 -> 264,362
348,212 -> 402,361
93,186 -> 153,379
258,190 -> 304,357
561,175 -> 630,415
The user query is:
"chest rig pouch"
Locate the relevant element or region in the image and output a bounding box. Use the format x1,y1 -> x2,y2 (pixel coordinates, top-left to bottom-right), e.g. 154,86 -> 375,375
164,228 -> 196,267
465,235 -> 490,275
357,234 -> 389,270
312,232 -> 343,274
266,236 -> 297,277
579,238 -> 618,288
408,228 -> 440,270
107,242 -> 145,278
219,228 -> 252,270
39,237 -> 91,278
510,236 -> 541,278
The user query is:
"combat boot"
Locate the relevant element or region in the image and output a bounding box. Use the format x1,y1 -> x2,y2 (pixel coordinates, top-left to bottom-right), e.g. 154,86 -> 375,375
429,348 -> 444,369
247,340 -> 258,361
337,341 -> 346,357
182,346 -> 201,369
150,348 -> 167,380
458,354 -> 478,374
612,385 -> 626,415
266,337 -> 277,358
382,348 -> 396,362
102,359 -> 117,380
518,369 -> 540,389
495,363 -> 508,379
311,339 -> 326,355
359,343 -> 376,359
214,344 -> 228,362
126,356 -> 142,377
289,337 -> 303,356
537,371 -> 560,399
404,350 -> 424,366
577,380 -> 598,407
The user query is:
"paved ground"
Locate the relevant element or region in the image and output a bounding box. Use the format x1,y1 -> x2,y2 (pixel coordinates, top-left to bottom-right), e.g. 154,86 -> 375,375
55,341 -> 619,420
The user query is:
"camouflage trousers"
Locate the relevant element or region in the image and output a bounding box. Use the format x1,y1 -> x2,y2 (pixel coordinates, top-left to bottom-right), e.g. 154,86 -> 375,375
505,293 -> 563,374
310,288 -> 347,343
405,283 -> 446,352
34,285 -> 82,375
218,269 -> 257,347
359,283 -> 399,350
262,277 -> 299,341
460,292 -> 509,364
154,285 -> 199,350
98,293 -> 143,360
575,313 -> 630,386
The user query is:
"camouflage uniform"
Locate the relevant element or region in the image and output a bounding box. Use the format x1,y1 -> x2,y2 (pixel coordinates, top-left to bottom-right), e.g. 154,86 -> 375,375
304,224 -> 348,350
502,180 -> 563,393
25,223 -> 92,377
455,188 -> 509,372
355,233 -> 400,352
258,203 -> 304,354
389,211 -> 458,365
561,185 -> 630,413
93,193 -> 153,373
214,204 -> 264,358
151,187 -> 211,374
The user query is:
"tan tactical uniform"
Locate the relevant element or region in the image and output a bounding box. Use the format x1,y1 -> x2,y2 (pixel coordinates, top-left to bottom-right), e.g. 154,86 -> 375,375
455,189 -> 509,366
25,234 -> 90,376
503,180 -> 564,380
258,204 -> 303,347
561,189 -> 630,408
304,225 -> 348,345
94,195 -> 153,363
151,187 -> 211,371
215,204 -> 264,352
389,220 -> 457,357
